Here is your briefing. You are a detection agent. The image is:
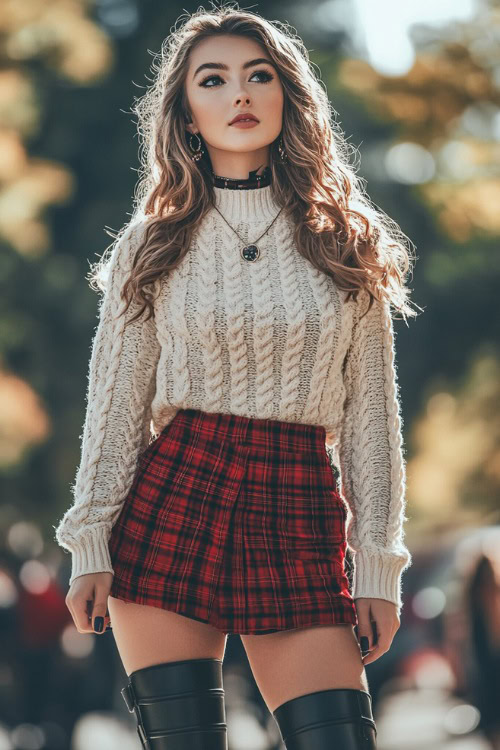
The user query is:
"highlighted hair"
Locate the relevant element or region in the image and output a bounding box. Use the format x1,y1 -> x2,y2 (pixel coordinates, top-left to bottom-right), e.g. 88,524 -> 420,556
90,4 -> 421,327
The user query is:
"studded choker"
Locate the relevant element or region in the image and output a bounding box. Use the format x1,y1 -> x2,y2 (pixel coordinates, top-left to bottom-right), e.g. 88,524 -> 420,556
210,166 -> 272,190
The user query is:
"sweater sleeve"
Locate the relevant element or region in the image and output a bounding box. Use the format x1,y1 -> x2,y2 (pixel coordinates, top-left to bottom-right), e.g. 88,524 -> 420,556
53,220 -> 161,586
338,290 -> 412,611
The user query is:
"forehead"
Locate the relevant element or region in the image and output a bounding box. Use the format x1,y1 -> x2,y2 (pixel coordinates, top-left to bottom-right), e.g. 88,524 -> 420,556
187,34 -> 269,70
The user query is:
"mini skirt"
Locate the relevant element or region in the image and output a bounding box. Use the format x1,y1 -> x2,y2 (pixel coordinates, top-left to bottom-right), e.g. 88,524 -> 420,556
108,408 -> 358,635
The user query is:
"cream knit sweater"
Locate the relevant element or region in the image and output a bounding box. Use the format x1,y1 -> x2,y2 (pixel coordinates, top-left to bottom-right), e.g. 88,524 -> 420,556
54,184 -> 412,610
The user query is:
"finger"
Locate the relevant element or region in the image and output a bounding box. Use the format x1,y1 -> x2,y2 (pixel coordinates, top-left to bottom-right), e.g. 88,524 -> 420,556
81,596 -> 96,633
363,643 -> 389,666
65,596 -> 76,629
362,645 -> 381,666
356,614 -> 375,652
362,638 -> 390,666
91,589 -> 111,634
71,594 -> 95,633
103,605 -> 112,631
65,591 -> 93,633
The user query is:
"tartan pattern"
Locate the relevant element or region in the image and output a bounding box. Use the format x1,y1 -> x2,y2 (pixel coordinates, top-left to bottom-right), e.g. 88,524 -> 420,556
108,408 -> 358,634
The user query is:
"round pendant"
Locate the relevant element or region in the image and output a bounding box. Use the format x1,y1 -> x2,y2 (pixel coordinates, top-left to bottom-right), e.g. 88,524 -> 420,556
241,244 -> 260,262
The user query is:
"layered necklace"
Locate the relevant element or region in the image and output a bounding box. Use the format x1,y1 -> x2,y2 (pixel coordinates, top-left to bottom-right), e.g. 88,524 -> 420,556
210,166 -> 284,262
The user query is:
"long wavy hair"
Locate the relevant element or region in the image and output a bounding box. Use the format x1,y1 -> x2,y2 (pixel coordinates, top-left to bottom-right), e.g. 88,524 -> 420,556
90,3 -> 421,328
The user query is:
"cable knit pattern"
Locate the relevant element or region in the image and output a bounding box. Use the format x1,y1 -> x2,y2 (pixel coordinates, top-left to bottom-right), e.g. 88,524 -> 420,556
337,289 -> 411,609
53,220 -> 160,585
219,217 -> 249,413
276,216 -> 306,421
54,184 -> 412,609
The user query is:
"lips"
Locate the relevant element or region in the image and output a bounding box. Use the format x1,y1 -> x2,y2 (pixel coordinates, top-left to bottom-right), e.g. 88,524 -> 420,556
229,114 -> 259,125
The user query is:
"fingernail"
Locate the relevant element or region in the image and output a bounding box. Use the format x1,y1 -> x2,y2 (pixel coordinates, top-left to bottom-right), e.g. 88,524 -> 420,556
94,617 -> 104,633
360,636 -> 369,653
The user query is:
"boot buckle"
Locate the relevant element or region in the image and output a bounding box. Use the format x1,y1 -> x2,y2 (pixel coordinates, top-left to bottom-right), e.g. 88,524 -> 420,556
121,682 -> 151,749
120,682 -> 135,713
137,722 -> 150,749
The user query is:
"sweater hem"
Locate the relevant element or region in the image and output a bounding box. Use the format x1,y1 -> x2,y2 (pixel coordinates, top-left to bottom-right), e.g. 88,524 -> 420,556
351,547 -> 412,611
64,527 -> 114,587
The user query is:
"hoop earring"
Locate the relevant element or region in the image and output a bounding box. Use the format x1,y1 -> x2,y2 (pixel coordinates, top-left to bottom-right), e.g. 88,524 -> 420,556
278,134 -> 288,162
188,131 -> 205,161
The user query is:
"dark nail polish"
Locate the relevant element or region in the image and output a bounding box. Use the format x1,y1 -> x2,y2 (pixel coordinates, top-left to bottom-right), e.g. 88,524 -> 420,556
360,636 -> 369,653
94,617 -> 104,632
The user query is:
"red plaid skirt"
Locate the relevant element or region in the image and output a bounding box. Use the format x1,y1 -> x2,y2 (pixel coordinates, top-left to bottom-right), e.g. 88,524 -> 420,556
108,408 -> 358,635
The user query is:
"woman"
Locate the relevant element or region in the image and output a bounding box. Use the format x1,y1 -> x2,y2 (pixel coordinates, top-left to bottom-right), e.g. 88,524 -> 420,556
54,6 -> 420,748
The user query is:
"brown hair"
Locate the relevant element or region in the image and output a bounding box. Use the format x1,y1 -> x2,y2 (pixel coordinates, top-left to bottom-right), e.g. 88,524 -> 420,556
90,3 -> 421,327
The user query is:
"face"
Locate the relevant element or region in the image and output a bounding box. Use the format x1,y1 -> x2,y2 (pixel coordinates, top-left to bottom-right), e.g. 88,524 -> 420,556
184,34 -> 284,178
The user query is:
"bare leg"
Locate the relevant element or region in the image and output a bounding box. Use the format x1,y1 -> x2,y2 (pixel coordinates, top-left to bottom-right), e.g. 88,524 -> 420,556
242,624 -> 376,748
241,623 -> 367,713
108,597 -> 229,748
107,596 -> 227,675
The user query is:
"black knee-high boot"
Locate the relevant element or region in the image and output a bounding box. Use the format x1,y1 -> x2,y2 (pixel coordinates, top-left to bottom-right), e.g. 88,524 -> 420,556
272,688 -> 377,749
120,657 -> 227,749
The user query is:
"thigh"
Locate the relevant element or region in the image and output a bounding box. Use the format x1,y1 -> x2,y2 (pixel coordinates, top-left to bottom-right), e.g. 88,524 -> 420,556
108,596 -> 228,676
241,624 -> 368,714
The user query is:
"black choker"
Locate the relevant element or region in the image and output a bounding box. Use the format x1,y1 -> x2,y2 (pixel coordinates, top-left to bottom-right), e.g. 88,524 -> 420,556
211,166 -> 272,190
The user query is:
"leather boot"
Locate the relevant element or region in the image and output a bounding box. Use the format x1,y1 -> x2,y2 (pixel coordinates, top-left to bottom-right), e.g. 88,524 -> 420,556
120,657 -> 227,749
272,687 -> 377,749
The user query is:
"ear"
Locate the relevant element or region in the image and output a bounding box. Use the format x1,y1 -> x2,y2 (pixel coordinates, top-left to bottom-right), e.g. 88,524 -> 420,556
184,115 -> 197,135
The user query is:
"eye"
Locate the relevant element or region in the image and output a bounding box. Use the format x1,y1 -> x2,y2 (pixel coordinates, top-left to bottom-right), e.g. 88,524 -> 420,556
198,70 -> 274,88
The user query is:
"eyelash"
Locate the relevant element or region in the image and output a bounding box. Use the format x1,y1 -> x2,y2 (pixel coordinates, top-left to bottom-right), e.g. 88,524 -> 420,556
199,70 -> 274,88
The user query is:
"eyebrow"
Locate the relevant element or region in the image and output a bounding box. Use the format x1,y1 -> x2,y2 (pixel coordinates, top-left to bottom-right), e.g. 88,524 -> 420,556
192,57 -> 277,80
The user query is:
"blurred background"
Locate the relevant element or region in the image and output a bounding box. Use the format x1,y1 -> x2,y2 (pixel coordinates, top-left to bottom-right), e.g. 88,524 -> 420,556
1,0 -> 499,748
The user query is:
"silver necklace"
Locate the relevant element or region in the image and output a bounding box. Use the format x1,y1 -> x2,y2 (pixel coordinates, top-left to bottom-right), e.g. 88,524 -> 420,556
212,203 -> 284,262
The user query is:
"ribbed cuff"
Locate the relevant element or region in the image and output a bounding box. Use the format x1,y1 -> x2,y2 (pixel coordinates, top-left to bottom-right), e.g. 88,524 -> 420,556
351,547 -> 412,611
65,527 -> 115,587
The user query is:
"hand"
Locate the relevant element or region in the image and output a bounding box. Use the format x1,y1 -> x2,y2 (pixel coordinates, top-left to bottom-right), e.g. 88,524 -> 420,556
354,597 -> 400,666
65,572 -> 114,635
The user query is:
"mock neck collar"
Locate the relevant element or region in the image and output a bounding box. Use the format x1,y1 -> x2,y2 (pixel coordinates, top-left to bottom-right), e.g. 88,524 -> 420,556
212,183 -> 281,222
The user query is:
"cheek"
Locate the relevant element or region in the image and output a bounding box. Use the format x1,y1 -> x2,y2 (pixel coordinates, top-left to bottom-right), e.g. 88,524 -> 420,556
187,85 -> 223,122
264,84 -> 284,114
193,98 -> 228,138
191,92 -> 219,120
